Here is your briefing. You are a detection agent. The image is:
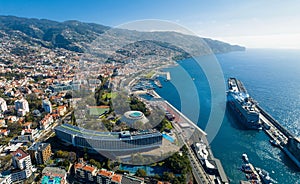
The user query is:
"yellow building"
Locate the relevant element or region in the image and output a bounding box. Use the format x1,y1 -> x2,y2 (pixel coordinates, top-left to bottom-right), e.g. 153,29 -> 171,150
28,142 -> 52,165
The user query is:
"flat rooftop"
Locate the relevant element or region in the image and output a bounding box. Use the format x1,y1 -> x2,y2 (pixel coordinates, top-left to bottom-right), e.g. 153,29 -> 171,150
55,123 -> 162,141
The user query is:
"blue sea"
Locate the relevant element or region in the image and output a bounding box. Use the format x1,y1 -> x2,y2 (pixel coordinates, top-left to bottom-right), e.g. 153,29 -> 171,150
154,49 -> 300,184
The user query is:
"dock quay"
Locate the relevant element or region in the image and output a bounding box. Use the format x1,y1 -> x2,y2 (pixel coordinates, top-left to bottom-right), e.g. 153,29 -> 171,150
156,71 -> 171,80
240,162 -> 262,184
246,163 -> 262,183
257,105 -> 300,168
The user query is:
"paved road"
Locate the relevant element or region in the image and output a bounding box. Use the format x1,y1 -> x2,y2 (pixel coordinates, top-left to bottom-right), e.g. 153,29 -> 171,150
177,132 -> 213,184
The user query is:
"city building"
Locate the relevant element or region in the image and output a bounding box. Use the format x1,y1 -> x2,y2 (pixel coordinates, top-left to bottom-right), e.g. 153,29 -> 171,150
111,174 -> 122,184
41,167 -> 67,184
0,119 -> 5,127
96,169 -> 113,184
74,162 -> 130,184
6,116 -> 18,123
0,173 -> 11,184
11,149 -> 32,170
40,114 -> 53,130
49,84 -> 80,93
55,124 -> 162,151
10,169 -> 32,183
57,105 -> 67,116
10,149 -> 33,182
10,134 -> 33,144
14,98 -> 29,116
42,99 -> 52,113
28,142 -> 52,165
0,98 -> 7,112
0,129 -> 10,136
74,163 -> 97,182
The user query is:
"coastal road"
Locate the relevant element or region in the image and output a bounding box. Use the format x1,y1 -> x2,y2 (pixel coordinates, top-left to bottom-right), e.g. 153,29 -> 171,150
179,133 -> 213,184
158,99 -> 214,183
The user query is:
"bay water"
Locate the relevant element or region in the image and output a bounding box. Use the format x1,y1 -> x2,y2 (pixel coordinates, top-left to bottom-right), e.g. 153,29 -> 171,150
155,49 -> 300,183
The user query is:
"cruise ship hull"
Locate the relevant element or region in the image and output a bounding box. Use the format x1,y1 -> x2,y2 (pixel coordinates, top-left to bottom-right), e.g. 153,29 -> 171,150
227,78 -> 261,130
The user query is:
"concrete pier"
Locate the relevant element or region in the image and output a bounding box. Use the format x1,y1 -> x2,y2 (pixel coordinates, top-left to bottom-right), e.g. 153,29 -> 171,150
257,105 -> 300,169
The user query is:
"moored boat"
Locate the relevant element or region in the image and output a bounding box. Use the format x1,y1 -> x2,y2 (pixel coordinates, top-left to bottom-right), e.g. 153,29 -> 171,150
227,78 -> 261,129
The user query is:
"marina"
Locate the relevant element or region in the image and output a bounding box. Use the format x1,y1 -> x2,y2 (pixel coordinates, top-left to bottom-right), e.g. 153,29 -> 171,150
240,154 -> 277,184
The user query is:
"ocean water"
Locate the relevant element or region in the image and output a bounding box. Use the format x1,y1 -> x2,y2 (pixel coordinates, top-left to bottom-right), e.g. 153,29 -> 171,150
155,49 -> 300,184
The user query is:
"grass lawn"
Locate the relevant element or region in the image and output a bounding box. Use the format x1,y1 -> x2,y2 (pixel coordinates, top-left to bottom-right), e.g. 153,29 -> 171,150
145,70 -> 155,79
89,107 -> 109,116
164,121 -> 173,130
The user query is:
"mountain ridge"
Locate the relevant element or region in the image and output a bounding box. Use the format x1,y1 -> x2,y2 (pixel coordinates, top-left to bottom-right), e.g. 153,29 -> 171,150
0,15 -> 245,54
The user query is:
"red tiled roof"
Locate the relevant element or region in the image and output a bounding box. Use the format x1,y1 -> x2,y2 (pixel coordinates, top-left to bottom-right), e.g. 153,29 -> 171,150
0,129 -> 8,133
98,170 -> 113,177
111,174 -> 122,183
52,114 -> 60,118
12,149 -> 29,160
82,165 -> 96,173
74,163 -> 84,170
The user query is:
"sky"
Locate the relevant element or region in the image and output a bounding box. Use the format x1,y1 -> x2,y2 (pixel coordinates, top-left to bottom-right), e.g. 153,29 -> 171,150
0,0 -> 300,49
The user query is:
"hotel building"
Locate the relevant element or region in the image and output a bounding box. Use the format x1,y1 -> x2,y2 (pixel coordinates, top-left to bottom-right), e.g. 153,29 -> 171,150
55,124 -> 162,151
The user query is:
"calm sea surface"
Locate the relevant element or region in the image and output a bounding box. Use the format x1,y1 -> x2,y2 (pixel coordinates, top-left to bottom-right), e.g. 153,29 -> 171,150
155,49 -> 300,184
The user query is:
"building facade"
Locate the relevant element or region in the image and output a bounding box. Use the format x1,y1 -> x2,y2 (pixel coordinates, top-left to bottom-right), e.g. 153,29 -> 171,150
10,149 -> 33,182
28,142 -> 52,165
0,98 -> 7,112
74,162 -> 127,184
55,124 -> 163,151
10,169 -> 32,182
74,163 -> 97,182
96,170 -> 113,184
42,99 -> 52,113
14,98 -> 29,116
0,174 -> 11,184
11,149 -> 32,170
39,114 -> 53,130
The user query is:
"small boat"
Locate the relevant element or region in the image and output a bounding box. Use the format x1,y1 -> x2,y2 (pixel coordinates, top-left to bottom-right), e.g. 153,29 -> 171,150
269,139 -> 279,147
256,167 -> 278,184
241,164 -> 253,173
154,79 -> 162,88
242,153 -> 249,162
246,173 -> 258,180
